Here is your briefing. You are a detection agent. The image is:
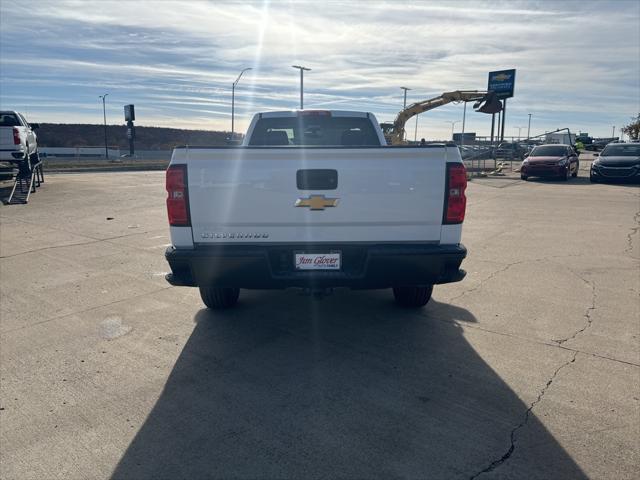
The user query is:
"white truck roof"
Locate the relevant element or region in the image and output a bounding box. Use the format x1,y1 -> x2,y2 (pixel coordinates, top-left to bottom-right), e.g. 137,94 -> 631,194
259,110 -> 372,118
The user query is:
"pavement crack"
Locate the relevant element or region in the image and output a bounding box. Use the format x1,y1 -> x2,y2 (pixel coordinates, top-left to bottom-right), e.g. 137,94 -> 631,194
450,261 -> 524,302
0,230 -> 158,259
469,351 -> 578,479
552,270 -> 597,345
0,239 -> 104,259
625,211 -> 639,259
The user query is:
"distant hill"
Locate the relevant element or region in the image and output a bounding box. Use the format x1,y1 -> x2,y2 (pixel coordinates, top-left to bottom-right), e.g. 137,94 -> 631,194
36,123 -> 235,150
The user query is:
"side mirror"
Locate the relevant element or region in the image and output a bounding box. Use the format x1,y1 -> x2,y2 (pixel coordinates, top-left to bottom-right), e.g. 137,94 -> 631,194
30,123 -> 40,129
523,152 -> 529,158
593,152 -> 599,157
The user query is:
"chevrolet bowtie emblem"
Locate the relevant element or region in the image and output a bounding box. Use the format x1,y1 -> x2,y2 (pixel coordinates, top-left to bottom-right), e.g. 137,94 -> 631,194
295,194 -> 339,210
492,73 -> 511,81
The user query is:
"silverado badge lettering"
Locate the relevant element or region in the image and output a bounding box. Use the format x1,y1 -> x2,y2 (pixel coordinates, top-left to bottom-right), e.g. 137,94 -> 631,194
201,232 -> 269,239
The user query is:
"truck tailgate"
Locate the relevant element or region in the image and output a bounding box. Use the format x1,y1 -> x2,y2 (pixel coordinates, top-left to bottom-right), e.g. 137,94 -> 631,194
0,127 -> 16,148
177,146 -> 455,244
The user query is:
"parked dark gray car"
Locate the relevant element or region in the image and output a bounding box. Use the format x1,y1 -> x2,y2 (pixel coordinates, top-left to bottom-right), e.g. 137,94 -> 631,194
590,143 -> 640,183
495,142 -> 527,160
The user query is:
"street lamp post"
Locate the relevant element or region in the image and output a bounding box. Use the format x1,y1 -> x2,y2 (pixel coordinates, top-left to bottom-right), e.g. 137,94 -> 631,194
400,87 -> 411,141
98,93 -> 109,159
527,113 -> 532,139
514,126 -> 525,140
445,120 -> 460,141
292,65 -> 311,109
461,102 -> 467,146
400,86 -> 411,109
231,67 -> 252,141
612,125 -> 615,138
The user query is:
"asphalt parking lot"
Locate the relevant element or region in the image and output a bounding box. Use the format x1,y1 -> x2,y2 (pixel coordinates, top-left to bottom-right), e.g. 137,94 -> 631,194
1,169 -> 638,479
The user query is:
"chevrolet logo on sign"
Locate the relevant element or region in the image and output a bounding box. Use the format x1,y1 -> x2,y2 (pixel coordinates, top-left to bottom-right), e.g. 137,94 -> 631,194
295,195 -> 339,210
492,73 -> 511,81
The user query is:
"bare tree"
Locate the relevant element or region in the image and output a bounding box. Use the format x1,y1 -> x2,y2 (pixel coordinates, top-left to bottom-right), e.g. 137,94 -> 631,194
621,113 -> 640,141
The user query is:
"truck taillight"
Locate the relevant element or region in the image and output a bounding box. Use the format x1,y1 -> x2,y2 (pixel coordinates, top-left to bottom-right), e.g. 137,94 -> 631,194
13,128 -> 20,145
444,163 -> 467,224
166,164 -> 190,226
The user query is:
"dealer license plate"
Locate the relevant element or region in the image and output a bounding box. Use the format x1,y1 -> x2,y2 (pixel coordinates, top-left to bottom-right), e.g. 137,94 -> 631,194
294,252 -> 341,270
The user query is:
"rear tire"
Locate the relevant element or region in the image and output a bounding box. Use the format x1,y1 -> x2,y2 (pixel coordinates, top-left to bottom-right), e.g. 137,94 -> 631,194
199,286 -> 240,309
393,285 -> 433,308
520,174 -> 528,181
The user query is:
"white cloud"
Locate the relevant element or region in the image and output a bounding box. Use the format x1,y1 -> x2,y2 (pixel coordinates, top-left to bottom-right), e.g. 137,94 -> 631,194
0,0 -> 638,138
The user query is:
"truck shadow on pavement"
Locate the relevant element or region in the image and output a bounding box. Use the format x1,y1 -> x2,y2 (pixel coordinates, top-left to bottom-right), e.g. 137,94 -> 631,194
111,289 -> 586,480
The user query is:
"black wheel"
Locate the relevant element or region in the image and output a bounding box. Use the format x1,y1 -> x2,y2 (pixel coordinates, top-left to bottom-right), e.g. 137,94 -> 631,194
572,162 -> 579,177
30,149 -> 40,166
560,167 -> 570,181
520,174 -> 528,181
590,175 -> 597,183
199,286 -> 240,309
18,149 -> 32,177
393,285 -> 433,308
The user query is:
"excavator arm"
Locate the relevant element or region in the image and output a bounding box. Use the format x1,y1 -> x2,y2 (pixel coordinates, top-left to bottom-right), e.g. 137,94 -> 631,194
381,90 -> 501,145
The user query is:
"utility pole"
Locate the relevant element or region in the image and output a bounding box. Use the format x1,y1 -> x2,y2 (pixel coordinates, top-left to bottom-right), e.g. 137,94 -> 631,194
500,99 -> 507,142
231,67 -> 251,141
414,114 -> 419,142
400,86 -> 411,109
461,102 -> 467,146
612,125 -> 615,138
514,126 -> 525,140
98,93 -> 109,159
400,87 -> 411,141
292,65 -> 310,109
527,113 -> 532,139
445,120 -> 460,141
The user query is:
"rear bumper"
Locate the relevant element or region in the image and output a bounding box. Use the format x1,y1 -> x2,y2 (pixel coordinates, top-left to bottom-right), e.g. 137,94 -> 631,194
0,148 -> 25,162
165,243 -> 467,289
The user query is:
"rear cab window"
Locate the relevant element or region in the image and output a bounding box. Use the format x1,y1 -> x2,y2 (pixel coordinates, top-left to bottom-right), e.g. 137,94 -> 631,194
0,112 -> 22,127
248,114 -> 381,146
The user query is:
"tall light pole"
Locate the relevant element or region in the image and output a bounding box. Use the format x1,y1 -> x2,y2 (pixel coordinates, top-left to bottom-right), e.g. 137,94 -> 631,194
514,126 -> 525,140
400,86 -> 411,109
445,120 -> 460,141
414,114 -> 419,142
231,67 -> 251,141
292,65 -> 310,109
400,87 -> 411,141
98,93 -> 109,159
461,102 -> 467,146
612,125 -> 615,138
527,113 -> 532,139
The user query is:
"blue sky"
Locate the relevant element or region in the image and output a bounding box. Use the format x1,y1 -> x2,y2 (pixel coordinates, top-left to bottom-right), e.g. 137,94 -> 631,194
1,0 -> 638,140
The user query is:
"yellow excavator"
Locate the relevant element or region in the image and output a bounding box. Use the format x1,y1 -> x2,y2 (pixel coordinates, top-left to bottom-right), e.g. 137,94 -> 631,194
381,90 -> 502,145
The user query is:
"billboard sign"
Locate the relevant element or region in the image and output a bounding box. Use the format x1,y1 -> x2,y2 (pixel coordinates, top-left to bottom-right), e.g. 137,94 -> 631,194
453,132 -> 476,143
124,104 -> 135,122
488,69 -> 516,99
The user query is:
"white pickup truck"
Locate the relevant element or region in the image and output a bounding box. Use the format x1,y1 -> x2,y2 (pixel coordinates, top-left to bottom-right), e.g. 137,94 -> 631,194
0,111 -> 40,168
165,110 -> 467,309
